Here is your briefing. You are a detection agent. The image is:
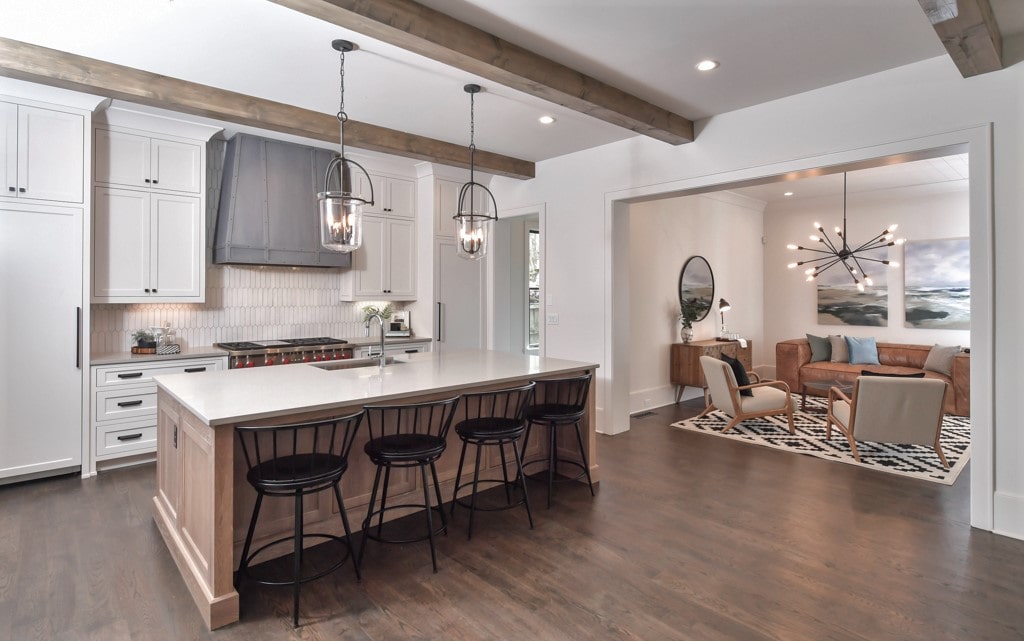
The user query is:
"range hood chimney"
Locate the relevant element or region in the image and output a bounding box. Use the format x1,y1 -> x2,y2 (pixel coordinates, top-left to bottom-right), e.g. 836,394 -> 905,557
214,134 -> 351,268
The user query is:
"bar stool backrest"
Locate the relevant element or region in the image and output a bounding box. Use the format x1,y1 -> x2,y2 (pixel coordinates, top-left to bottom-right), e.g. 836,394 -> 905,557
531,372 -> 592,419
459,381 -> 536,423
363,396 -> 461,442
236,410 -> 364,488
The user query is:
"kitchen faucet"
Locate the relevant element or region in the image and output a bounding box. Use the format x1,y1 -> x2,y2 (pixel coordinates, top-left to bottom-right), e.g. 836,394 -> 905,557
364,312 -> 387,368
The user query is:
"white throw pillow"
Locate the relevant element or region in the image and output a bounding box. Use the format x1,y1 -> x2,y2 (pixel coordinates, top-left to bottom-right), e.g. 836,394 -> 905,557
924,344 -> 960,377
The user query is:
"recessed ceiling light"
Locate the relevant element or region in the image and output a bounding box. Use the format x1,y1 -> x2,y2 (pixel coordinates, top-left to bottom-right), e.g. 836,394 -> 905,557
695,59 -> 719,72
784,191 -> 794,197
538,115 -> 556,125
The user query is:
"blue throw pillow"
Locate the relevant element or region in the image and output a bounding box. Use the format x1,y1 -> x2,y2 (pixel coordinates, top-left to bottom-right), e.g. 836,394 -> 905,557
846,336 -> 880,365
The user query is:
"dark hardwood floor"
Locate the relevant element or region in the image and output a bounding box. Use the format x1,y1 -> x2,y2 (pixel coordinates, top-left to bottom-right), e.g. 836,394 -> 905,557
2,400 -> 1022,640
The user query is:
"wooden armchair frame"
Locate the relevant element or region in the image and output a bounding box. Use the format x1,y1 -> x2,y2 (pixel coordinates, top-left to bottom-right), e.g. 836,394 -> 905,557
697,356 -> 795,433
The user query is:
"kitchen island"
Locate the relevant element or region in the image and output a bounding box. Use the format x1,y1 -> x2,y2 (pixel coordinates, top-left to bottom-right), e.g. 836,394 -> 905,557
151,349 -> 598,629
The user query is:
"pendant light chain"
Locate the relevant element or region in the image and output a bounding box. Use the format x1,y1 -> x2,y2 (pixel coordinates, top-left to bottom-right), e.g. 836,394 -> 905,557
468,87 -> 476,179
337,47 -> 347,159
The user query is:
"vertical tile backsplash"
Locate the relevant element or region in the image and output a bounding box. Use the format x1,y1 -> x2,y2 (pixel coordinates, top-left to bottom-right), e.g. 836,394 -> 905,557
90,265 -> 392,353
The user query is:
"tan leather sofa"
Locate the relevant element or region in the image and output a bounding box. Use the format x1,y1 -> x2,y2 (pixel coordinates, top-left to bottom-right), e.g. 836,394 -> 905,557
775,338 -> 970,416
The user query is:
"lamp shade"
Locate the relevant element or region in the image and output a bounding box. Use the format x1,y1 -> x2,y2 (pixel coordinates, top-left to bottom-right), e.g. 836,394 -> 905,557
719,298 -> 731,312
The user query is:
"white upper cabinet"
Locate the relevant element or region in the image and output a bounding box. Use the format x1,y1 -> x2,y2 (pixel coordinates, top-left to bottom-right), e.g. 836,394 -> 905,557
340,215 -> 416,301
91,109 -> 219,303
1,101 -> 84,204
95,129 -> 201,193
359,173 -> 414,218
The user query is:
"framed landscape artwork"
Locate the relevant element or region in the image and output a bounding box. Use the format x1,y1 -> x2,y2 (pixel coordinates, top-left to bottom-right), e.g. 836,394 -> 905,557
816,247 -> 889,327
903,238 -> 970,330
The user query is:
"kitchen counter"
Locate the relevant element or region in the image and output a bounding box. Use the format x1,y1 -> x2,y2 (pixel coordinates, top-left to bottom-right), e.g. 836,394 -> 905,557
152,349 -> 598,629
90,346 -> 226,366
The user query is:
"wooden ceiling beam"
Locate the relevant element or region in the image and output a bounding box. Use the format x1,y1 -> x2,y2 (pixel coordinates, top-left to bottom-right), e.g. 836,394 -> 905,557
918,0 -> 1003,77
268,0 -> 695,145
0,37 -> 534,179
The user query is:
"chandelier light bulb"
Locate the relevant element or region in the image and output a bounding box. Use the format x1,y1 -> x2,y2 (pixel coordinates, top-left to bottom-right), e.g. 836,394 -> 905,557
895,238 -> 906,245
865,277 -> 874,286
787,244 -> 798,250
787,262 -> 798,269
806,275 -> 815,282
834,226 -> 842,234
809,234 -> 821,242
887,224 -> 899,232
889,261 -> 900,268
857,282 -> 865,292
804,267 -> 816,275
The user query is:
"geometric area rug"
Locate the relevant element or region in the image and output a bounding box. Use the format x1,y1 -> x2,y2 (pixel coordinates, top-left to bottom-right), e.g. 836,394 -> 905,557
670,395 -> 970,485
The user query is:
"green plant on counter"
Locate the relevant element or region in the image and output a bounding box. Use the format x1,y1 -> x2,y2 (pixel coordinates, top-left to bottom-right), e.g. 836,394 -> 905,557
361,304 -> 393,322
132,329 -> 156,346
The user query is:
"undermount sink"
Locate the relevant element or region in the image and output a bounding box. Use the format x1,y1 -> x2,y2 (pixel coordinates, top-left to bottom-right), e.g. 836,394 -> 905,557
311,356 -> 401,371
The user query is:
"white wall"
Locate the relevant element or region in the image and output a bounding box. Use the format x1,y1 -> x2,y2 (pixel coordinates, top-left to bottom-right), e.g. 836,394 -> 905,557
492,215 -> 536,354
628,192 -> 764,411
764,182 -> 971,368
488,55 -> 1023,538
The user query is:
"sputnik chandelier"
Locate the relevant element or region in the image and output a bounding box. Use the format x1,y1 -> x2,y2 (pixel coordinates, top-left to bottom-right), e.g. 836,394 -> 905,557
786,173 -> 903,291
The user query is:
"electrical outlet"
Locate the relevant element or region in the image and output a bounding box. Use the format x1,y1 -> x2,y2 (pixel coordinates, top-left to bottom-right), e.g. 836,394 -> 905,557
546,312 -> 559,325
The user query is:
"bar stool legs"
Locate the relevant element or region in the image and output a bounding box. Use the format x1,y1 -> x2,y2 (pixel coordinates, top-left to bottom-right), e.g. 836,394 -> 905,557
450,436 -> 534,540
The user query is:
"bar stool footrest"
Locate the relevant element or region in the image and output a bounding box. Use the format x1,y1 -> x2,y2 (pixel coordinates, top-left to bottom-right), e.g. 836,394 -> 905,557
520,457 -> 589,484
362,503 -> 448,545
452,478 -> 527,512
237,532 -> 353,587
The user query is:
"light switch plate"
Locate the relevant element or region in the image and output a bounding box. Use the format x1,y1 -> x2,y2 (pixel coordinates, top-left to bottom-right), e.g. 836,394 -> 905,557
546,313 -> 559,325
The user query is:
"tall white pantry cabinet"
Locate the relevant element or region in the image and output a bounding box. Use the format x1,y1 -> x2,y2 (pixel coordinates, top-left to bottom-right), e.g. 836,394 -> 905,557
0,87 -> 99,483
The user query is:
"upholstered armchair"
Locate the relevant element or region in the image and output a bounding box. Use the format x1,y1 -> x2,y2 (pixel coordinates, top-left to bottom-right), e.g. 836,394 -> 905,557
826,377 -> 949,469
698,356 -> 795,433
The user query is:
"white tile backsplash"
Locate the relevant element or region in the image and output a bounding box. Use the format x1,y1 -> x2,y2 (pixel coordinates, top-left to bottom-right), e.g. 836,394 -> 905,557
90,265 -> 395,353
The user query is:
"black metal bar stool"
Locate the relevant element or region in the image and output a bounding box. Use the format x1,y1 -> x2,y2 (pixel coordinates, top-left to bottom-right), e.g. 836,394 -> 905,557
234,410 -> 364,627
450,382 -> 536,540
358,396 -> 460,573
520,372 -> 596,508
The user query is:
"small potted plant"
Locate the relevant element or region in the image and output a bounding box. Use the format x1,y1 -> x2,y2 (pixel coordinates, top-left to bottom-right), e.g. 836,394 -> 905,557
678,296 -> 699,343
361,304 -> 393,322
132,329 -> 157,354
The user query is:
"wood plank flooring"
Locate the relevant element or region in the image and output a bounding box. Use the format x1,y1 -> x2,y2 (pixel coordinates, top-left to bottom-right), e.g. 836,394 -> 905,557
1,400 -> 1022,640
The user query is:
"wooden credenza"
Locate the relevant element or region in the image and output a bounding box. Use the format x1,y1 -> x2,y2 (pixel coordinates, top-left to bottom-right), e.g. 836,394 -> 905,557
670,339 -> 752,402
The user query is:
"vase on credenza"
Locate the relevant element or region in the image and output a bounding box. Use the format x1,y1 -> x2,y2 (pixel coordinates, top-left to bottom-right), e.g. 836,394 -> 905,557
680,325 -> 693,343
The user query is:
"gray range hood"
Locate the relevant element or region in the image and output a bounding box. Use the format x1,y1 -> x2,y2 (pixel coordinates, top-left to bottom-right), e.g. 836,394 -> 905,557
213,134 -> 351,268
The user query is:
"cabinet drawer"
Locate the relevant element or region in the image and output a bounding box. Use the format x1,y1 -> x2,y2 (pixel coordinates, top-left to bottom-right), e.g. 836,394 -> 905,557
96,420 -> 157,457
94,359 -> 223,388
96,388 -> 157,422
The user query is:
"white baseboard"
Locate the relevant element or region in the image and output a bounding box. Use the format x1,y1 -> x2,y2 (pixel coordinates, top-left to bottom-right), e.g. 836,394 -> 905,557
993,491 -> 1024,541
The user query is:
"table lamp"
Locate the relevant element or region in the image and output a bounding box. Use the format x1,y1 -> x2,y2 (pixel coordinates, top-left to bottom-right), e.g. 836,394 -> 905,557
719,298 -> 731,338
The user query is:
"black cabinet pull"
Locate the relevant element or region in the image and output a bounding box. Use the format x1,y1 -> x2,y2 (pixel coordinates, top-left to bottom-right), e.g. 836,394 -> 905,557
117,372 -> 144,379
117,433 -> 143,441
7,187 -> 14,192
18,187 -> 25,193
152,179 -> 158,184
144,288 -> 150,293
117,400 -> 144,408
152,288 -> 157,293
144,178 -> 151,183
76,307 -> 82,369
405,349 -> 418,353
173,424 -> 178,449
184,367 -> 206,373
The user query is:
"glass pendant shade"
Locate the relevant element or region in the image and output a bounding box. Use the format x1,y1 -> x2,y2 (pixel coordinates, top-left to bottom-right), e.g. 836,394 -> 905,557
319,155 -> 371,253
455,210 -> 491,260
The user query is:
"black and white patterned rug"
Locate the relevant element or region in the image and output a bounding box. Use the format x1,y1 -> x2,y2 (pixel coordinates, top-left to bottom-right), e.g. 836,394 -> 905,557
670,395 -> 970,485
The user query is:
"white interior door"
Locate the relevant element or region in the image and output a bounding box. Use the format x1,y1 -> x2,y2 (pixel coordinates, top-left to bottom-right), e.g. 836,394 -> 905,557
435,238 -> 484,351
0,203 -> 83,480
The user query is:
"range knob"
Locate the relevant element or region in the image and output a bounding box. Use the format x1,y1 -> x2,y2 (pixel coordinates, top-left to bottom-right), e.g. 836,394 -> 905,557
245,358 -> 256,368
302,354 -> 312,363
264,357 -> 275,366
282,356 -> 292,365
331,351 -> 342,360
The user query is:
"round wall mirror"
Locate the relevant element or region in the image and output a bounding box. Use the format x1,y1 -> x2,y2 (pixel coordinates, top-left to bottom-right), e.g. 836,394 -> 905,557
678,256 -> 715,322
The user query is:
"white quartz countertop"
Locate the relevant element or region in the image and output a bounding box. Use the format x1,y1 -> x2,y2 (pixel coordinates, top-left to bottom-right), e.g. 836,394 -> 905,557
155,349 -> 597,427
91,346 -> 228,366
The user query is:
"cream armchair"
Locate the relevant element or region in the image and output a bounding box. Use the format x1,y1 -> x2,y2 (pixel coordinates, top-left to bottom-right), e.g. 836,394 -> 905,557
698,356 -> 795,433
826,377 -> 949,469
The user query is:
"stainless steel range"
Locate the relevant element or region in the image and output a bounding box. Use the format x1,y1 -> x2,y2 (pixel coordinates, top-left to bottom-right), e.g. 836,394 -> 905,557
215,337 -> 352,369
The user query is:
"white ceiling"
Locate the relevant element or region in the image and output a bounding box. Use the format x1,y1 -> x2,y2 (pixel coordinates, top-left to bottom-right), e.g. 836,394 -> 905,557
0,1 -> 1018,164
729,154 -> 969,204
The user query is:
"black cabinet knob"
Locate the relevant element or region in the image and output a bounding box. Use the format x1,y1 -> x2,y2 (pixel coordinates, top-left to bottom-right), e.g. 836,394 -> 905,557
18,187 -> 25,193
144,288 -> 150,293
144,178 -> 151,183
152,180 -> 158,184
7,187 -> 14,192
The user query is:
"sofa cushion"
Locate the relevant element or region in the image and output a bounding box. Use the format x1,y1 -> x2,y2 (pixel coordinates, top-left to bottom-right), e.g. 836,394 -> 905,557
806,333 -> 831,362
720,353 -> 752,396
829,335 -> 849,363
924,344 -> 960,377
846,336 -> 880,365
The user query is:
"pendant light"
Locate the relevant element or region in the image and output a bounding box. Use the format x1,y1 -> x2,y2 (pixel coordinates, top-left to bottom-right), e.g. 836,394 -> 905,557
453,84 -> 498,260
319,39 -> 374,253
786,172 -> 903,291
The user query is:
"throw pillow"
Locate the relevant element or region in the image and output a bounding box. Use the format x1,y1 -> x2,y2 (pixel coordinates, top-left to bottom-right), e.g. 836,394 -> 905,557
806,333 -> 831,362
828,335 -> 849,363
859,369 -> 926,378
846,336 -> 880,365
924,344 -> 960,377
720,353 -> 753,397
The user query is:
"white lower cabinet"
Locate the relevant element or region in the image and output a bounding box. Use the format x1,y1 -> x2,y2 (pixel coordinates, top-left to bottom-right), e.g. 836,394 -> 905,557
90,356 -> 225,473
359,342 -> 429,358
